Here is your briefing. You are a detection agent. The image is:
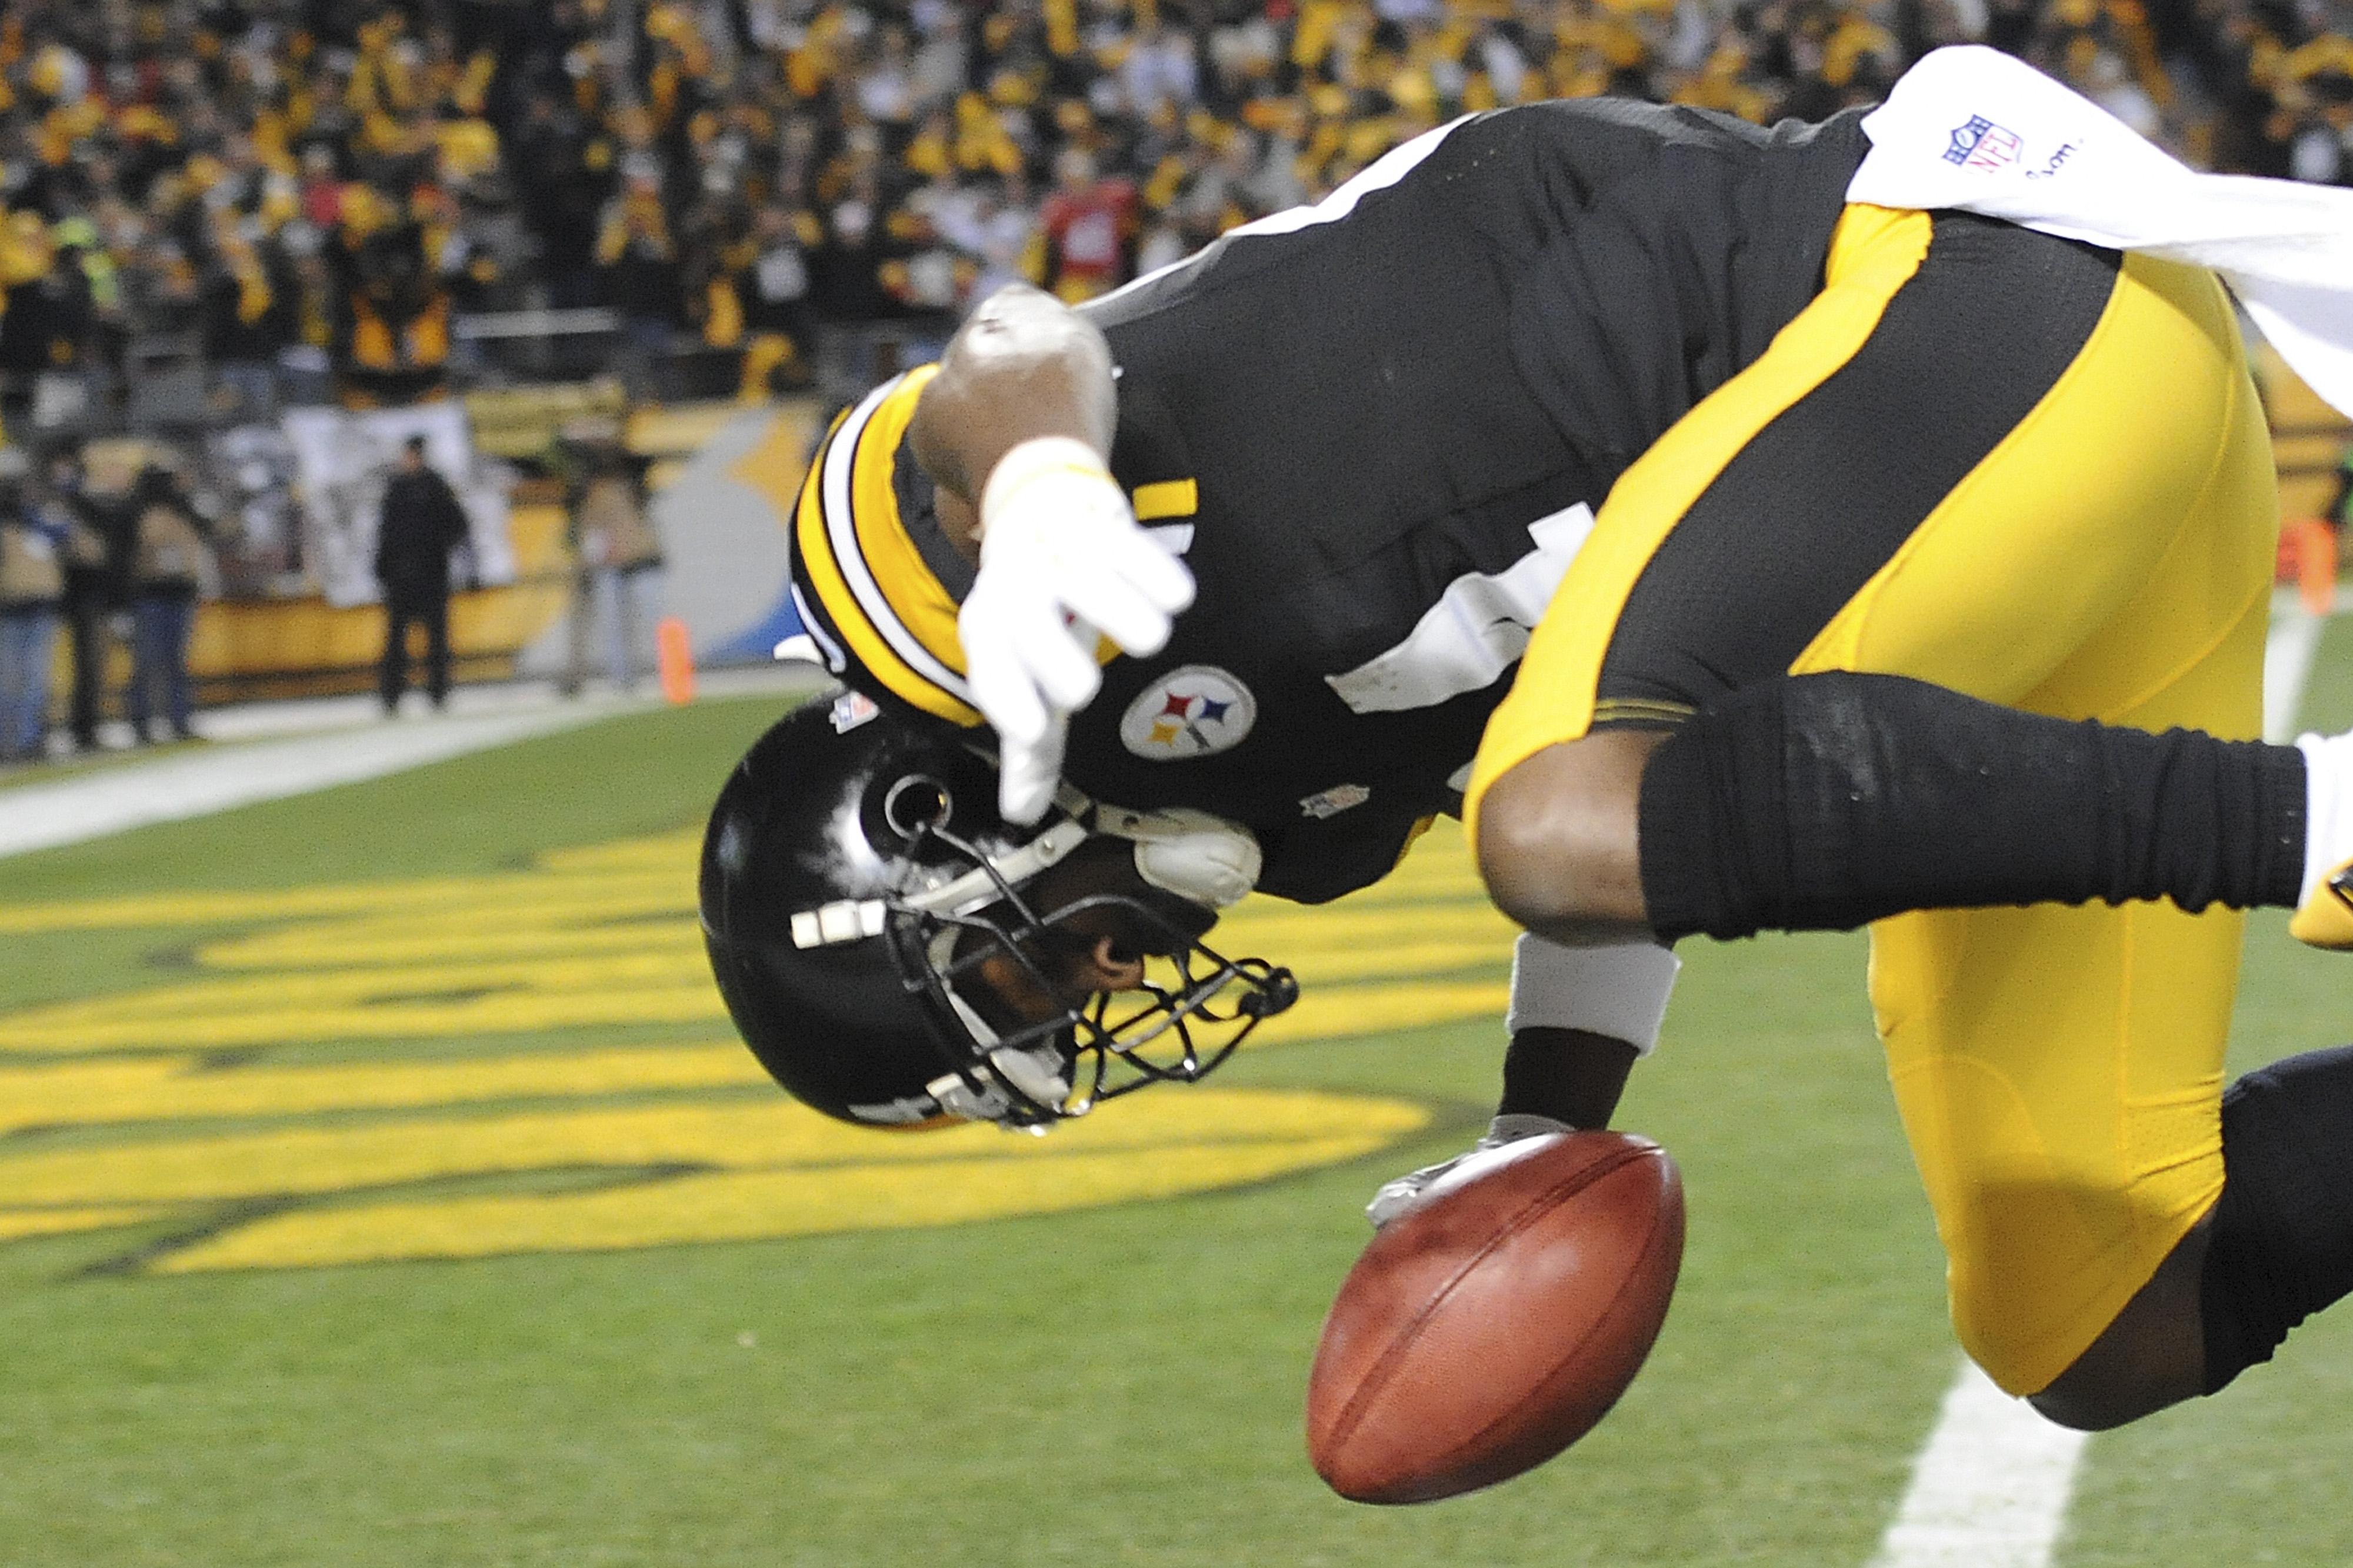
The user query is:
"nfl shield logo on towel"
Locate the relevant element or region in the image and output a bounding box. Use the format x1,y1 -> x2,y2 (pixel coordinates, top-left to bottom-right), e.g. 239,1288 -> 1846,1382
1945,114 -> 2024,169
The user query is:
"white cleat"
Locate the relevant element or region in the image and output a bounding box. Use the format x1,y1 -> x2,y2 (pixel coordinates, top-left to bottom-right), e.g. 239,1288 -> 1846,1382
1364,1113 -> 1574,1228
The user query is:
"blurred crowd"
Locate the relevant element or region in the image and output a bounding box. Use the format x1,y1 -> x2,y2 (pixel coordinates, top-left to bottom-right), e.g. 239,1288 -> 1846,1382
0,0 -> 2347,417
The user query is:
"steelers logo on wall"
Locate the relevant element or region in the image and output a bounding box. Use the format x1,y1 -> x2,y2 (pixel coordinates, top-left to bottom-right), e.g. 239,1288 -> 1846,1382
1119,665 -> 1258,759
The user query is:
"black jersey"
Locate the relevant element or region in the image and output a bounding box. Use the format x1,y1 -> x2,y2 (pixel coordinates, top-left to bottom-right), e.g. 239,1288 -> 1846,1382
788,99 -> 1868,902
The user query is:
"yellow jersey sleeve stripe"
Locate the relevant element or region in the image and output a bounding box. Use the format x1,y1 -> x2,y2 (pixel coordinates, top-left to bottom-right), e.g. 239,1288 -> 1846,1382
1132,478 -> 1199,520
794,368 -> 984,726
1464,204 -> 1935,848
1588,698 -> 1698,727
844,365 -> 969,679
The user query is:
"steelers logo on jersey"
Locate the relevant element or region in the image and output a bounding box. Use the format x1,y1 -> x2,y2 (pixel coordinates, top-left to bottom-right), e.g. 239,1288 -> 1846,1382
1119,665 -> 1258,760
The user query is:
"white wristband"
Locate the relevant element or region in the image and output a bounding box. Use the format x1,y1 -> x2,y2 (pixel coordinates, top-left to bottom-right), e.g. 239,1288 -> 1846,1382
979,436 -> 1116,534
1506,932 -> 1681,1057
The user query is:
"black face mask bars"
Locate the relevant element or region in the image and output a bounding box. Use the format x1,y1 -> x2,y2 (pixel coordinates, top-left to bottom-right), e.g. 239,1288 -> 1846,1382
899,818 -> 1297,1127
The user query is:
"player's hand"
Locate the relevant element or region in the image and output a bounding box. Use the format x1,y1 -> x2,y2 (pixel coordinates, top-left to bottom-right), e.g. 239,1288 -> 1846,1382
1365,1113 -> 1575,1229
960,437 -> 1195,823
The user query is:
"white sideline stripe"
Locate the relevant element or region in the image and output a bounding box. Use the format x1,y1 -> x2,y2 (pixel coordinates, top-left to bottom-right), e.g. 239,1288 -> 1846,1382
2264,589 -> 2331,743
1867,1360 -> 2089,1568
0,709 -> 596,859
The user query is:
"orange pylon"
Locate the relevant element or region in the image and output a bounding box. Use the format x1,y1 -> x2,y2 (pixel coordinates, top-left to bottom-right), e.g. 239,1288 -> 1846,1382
656,617 -> 696,705
2297,519 -> 2339,616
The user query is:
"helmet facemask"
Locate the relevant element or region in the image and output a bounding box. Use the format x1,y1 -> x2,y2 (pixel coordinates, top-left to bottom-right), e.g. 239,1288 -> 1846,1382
872,778 -> 1298,1131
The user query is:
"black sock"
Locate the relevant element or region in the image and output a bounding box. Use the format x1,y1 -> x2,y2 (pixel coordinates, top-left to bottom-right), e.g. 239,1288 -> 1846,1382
1638,672 -> 2305,942
2202,1044 -> 2353,1393
1497,1028 -> 1638,1128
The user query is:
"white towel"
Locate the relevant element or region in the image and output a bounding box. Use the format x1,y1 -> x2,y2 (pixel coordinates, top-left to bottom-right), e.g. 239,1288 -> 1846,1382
1848,45 -> 2353,418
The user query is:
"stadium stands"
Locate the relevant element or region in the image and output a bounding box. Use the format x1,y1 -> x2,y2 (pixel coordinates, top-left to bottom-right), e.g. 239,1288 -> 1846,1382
0,0 -> 2347,421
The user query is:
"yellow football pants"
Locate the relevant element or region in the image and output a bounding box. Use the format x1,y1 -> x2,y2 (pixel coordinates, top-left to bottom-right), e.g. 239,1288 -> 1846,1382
1468,205 -> 2279,1394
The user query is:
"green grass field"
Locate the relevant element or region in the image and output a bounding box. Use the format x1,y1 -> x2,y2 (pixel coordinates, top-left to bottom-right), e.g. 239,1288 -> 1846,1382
4,667 -> 2353,1567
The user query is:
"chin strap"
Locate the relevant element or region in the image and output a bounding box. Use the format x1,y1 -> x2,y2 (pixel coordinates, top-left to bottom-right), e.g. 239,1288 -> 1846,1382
926,1046 -> 1075,1133
1093,804 -> 1263,909
897,776 -> 1262,921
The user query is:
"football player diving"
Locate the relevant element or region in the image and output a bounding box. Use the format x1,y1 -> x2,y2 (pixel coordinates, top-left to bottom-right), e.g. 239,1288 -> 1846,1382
702,46 -> 2353,1439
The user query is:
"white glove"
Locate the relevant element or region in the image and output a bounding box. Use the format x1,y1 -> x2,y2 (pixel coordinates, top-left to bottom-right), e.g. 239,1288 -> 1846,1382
959,437 -> 1195,823
1364,1113 -> 1574,1229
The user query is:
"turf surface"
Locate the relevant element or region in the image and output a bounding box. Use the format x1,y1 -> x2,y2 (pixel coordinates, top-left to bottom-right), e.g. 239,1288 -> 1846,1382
1,685 -> 2350,1565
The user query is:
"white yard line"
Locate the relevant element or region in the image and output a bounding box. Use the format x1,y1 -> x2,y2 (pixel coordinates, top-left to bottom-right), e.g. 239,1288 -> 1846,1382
2264,589 -> 2330,743
0,666 -> 822,861
0,706 -> 603,860
1868,1361 -> 2090,1568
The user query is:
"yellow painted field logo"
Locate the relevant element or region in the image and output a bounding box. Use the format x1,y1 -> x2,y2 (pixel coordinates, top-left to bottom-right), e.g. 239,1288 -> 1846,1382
0,824 -> 1514,1273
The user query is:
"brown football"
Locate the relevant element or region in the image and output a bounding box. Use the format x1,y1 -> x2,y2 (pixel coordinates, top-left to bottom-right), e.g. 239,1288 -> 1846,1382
1305,1130 -> 1685,1504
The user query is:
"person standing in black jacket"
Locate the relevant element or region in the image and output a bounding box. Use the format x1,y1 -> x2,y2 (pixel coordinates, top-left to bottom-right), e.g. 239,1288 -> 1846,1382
374,435 -> 471,715
124,465 -> 213,745
45,446 -> 124,753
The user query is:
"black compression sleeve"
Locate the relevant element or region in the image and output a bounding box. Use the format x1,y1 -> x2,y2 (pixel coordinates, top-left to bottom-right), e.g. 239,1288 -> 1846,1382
2202,1044 -> 2353,1393
1638,672 -> 2305,942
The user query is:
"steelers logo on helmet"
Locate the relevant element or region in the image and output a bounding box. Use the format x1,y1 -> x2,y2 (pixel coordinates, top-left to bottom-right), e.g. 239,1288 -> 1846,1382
1120,666 -> 1258,760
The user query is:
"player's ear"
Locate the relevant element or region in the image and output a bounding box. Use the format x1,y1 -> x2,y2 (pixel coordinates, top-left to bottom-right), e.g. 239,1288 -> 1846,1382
1079,935 -> 1146,993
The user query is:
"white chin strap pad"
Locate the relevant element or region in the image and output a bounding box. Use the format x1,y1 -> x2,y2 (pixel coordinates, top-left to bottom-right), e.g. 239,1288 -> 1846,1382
1098,806 -> 1262,909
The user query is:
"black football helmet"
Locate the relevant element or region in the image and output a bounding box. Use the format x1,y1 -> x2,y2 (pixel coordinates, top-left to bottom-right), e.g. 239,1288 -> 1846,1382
701,690 -> 1299,1131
